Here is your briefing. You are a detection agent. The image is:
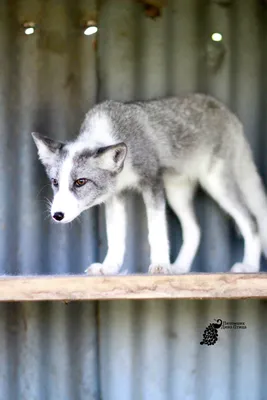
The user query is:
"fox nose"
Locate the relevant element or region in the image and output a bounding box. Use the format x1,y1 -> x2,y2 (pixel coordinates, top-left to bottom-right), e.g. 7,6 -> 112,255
53,212 -> 64,221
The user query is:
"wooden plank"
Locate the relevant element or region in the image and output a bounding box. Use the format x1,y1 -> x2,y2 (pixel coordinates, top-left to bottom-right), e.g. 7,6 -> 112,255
0,274 -> 266,301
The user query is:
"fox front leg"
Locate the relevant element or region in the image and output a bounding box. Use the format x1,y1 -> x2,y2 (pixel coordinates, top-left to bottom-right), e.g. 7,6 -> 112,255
142,184 -> 171,274
85,196 -> 126,275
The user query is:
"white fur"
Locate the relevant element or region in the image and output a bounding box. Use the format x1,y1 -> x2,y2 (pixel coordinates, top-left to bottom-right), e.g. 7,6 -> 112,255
50,123 -> 115,223
51,114 -> 137,224
85,196 -> 126,275
164,174 -> 201,273
52,190 -> 79,223
80,114 -> 116,149
36,143 -> 54,165
147,209 -> 169,265
51,152 -> 80,223
116,161 -> 139,191
200,163 -> 261,272
33,135 -> 58,168
51,143 -> 88,222
103,196 -> 126,268
142,191 -> 170,269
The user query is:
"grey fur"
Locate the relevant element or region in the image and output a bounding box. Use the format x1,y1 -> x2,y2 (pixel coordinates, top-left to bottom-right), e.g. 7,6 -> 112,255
32,93 -> 267,274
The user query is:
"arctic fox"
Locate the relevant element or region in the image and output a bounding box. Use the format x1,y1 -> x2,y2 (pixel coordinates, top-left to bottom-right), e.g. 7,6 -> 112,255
32,93 -> 267,274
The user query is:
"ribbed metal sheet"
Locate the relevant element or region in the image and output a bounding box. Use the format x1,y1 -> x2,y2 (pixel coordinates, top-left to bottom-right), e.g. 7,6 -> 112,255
0,0 -> 267,398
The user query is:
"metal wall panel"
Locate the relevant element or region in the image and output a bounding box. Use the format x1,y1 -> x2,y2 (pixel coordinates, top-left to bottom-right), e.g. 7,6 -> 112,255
99,299 -> 266,400
0,0 -> 267,399
0,299 -> 265,400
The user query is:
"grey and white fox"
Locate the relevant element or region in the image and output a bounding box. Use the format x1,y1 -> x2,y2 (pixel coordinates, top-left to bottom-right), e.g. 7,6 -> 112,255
32,93 -> 267,274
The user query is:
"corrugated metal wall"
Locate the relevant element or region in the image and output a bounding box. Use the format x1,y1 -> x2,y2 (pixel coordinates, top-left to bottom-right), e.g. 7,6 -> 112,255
0,0 -> 267,398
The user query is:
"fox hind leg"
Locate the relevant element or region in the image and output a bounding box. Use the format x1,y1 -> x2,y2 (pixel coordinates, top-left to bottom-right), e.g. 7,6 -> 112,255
200,162 -> 261,273
164,174 -> 200,274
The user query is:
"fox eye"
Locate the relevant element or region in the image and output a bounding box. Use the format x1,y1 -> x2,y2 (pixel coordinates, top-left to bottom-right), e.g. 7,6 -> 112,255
51,178 -> 58,187
74,178 -> 88,188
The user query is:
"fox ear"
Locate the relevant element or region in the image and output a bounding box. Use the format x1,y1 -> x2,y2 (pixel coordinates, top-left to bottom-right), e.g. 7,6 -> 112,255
31,132 -> 65,166
92,142 -> 127,173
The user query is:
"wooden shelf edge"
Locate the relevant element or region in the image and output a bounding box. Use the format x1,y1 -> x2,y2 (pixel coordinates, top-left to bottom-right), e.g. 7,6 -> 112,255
0,273 -> 266,301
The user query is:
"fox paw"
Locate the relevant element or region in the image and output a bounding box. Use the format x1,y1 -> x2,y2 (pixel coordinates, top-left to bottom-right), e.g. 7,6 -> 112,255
230,263 -> 259,273
85,263 -> 121,276
171,264 -> 191,274
149,264 -> 171,275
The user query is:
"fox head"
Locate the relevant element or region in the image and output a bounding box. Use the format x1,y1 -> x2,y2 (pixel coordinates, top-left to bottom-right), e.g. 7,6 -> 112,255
32,132 -> 127,223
